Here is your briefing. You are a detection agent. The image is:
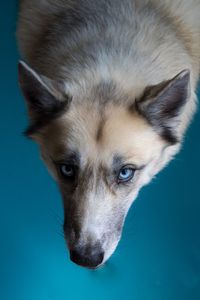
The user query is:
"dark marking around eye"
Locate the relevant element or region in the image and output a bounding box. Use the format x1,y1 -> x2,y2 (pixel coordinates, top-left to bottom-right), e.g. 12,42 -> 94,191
112,155 -> 124,171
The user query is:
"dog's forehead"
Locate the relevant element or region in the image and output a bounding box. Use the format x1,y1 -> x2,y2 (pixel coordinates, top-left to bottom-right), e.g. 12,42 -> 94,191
43,103 -> 165,165
100,106 -> 165,163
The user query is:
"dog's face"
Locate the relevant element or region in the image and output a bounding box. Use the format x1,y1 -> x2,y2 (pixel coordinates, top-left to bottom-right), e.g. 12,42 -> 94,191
39,104 -> 168,267
19,62 -> 189,268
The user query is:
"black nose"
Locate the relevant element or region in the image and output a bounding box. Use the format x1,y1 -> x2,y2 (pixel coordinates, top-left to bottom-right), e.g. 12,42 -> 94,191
70,246 -> 104,268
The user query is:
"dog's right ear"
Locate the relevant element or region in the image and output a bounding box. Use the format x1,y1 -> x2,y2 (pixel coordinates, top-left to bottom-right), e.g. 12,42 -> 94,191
18,61 -> 71,136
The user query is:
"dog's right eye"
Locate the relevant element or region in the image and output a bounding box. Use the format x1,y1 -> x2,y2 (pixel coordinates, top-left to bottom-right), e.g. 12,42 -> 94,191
59,164 -> 76,179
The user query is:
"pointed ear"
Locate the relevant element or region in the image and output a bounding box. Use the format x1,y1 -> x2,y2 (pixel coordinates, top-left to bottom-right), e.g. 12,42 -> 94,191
18,61 -> 71,136
135,70 -> 190,144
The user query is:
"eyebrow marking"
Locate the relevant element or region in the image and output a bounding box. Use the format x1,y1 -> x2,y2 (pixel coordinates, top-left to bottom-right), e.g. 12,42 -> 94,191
51,151 -> 80,165
112,154 -> 146,171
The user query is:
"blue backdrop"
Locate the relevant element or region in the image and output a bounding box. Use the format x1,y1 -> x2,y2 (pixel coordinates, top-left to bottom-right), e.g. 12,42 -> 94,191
0,2 -> 200,300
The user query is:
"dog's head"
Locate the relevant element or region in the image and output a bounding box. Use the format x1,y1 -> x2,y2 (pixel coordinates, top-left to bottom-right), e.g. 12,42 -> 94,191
19,61 -> 190,268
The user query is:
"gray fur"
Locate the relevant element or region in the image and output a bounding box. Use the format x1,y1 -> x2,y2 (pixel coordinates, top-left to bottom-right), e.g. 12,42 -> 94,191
17,0 -> 200,268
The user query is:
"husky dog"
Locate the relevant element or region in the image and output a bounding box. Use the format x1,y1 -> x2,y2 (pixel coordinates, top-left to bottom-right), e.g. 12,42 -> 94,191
17,0 -> 200,268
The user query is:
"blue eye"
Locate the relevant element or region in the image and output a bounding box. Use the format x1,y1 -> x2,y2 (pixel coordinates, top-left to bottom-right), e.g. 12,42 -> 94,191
60,164 -> 76,178
118,167 -> 135,183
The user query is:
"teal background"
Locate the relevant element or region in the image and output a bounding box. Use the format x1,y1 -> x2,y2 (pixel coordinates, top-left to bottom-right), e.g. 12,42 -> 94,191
1,2 -> 200,300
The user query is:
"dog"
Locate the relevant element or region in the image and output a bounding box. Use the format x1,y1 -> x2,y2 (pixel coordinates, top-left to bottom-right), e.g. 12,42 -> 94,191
17,0 -> 200,268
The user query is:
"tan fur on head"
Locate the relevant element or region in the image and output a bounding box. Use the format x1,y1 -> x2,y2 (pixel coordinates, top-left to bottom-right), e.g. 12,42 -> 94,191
41,103 -> 166,166
36,101 -> 179,265
18,0 -> 200,268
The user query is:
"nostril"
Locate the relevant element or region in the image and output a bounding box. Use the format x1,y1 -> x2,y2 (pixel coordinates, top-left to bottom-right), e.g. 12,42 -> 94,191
70,250 -> 83,265
70,249 -> 104,268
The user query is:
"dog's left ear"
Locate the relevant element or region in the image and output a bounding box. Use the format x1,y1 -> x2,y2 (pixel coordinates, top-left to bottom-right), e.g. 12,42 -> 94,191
18,61 -> 71,136
135,70 -> 190,144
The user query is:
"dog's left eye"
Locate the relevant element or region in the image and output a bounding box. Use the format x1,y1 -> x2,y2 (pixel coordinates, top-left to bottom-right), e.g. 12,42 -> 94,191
60,164 -> 76,178
117,167 -> 135,183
